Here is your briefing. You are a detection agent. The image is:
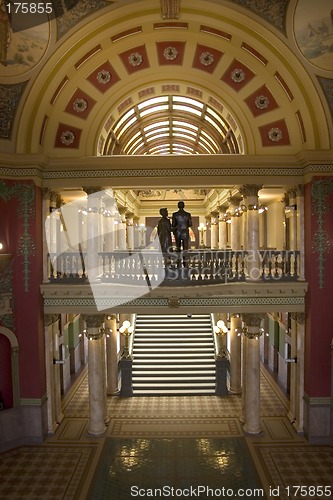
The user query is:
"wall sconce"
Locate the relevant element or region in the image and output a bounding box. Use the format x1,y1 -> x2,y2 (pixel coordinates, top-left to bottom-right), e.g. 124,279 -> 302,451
119,320 -> 134,358
137,224 -> 147,247
214,320 -> 229,358
198,222 -> 207,247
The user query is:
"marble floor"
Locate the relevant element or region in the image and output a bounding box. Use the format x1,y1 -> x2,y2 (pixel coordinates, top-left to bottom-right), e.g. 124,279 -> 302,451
1,367 -> 333,499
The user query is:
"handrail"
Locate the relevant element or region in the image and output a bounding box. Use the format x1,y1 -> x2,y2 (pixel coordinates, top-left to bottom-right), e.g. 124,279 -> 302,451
47,249 -> 300,284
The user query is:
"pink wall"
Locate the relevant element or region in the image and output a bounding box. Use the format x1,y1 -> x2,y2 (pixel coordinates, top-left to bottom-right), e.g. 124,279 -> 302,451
304,178 -> 333,397
0,335 -> 13,408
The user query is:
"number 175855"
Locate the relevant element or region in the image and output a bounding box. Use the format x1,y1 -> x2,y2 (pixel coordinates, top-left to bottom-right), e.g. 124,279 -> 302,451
6,3 -> 53,14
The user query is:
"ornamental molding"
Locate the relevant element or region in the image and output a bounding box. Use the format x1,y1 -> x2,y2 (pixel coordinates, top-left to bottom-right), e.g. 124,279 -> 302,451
1,163 -> 332,182
231,68 -> 245,83
268,127 -> 283,142
73,98 -> 88,113
41,282 -> 307,314
311,178 -> 333,288
0,182 -> 35,292
242,313 -> 263,327
303,393 -> 332,406
128,52 -> 143,67
163,46 -> 179,60
83,314 -> 105,328
200,52 -> 214,66
97,70 -> 111,84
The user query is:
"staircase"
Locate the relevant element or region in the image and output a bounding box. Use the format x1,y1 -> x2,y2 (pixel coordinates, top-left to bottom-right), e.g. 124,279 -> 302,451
132,314 -> 216,395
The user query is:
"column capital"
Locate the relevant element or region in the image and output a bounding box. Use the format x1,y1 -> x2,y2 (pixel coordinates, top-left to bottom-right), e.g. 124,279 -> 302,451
83,315 -> 104,329
83,186 -> 103,196
239,185 -> 262,198
242,313 -> 262,328
228,195 -> 242,206
44,314 -> 59,327
291,312 -> 305,324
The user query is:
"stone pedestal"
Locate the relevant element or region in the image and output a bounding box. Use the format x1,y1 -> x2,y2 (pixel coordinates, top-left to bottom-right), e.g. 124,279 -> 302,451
119,358 -> 133,397
215,356 -> 229,396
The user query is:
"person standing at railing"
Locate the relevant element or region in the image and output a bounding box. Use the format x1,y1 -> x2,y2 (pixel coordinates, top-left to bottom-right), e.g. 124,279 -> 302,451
172,201 -> 192,270
157,208 -> 172,254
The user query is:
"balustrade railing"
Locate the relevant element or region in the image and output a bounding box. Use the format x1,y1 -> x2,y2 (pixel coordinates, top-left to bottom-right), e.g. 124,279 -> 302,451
47,249 -> 300,284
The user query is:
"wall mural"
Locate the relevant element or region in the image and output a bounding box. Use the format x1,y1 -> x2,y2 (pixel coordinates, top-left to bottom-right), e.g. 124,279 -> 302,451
0,0 -> 49,77
294,0 -> 333,71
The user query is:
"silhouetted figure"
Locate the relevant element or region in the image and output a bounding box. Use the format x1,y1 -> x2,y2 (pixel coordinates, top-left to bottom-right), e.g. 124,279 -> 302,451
172,201 -> 192,253
157,208 -> 172,254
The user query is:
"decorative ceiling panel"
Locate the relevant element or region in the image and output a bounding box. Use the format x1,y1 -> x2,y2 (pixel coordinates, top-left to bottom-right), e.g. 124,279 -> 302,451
86,61 -> 121,93
65,89 -> 97,119
192,44 -> 224,74
221,58 -> 256,91
259,119 -> 290,147
55,124 -> 82,148
244,84 -> 279,116
156,41 -> 186,65
119,45 -> 150,74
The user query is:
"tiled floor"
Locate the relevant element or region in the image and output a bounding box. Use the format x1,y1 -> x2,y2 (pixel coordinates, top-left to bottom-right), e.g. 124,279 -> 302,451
1,367 -> 333,499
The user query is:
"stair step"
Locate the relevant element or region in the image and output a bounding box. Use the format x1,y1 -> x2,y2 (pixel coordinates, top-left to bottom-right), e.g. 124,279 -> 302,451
133,381 -> 215,389
133,389 -> 216,395
133,342 -> 213,347
132,313 -> 215,396
132,366 -> 215,373
132,370 -> 215,375
133,376 -> 215,382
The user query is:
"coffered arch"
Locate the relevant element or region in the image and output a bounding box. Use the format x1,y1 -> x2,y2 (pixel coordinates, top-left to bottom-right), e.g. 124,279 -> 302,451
16,0 -> 330,156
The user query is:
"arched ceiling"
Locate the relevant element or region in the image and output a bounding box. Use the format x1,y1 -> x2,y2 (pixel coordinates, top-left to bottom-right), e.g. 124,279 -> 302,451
14,0 -> 332,157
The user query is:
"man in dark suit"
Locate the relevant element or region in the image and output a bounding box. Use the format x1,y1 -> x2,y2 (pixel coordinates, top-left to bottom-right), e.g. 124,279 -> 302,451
172,201 -> 192,253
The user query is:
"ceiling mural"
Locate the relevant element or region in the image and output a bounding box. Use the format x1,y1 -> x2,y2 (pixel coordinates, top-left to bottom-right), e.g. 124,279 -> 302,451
294,0 -> 333,71
228,0 -> 290,33
0,1 -> 49,77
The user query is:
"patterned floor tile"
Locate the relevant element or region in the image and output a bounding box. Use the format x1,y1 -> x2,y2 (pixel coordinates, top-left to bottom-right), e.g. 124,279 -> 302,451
0,445 -> 97,499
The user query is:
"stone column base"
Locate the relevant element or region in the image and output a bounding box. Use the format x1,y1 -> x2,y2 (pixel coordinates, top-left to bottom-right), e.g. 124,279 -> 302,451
304,394 -> 333,444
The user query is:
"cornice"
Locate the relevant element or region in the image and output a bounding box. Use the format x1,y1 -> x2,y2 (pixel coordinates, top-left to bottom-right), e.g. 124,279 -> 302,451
41,281 -> 308,314
0,154 -> 332,186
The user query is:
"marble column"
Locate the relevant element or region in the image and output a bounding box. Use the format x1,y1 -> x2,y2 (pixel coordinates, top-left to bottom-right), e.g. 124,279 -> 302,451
84,187 -> 103,282
287,188 -> 297,251
84,315 -> 107,436
44,314 -> 63,432
218,206 -> 227,249
117,207 -> 127,250
126,213 -> 135,250
104,198 -> 116,252
44,314 -> 58,433
242,313 -> 262,434
228,196 -> 241,250
290,312 -> 305,434
239,185 -> 262,280
210,212 -> 219,249
229,314 -> 242,394
106,314 -> 119,395
133,216 -> 140,248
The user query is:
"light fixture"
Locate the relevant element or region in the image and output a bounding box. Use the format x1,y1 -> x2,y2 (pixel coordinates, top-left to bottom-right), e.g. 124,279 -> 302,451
198,222 -> 207,247
119,320 -> 134,358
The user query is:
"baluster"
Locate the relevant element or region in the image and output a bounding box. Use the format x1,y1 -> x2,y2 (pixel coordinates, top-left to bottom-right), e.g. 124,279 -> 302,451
261,251 -> 265,280
274,252 -> 279,279
240,251 -> 246,280
234,251 -> 239,281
